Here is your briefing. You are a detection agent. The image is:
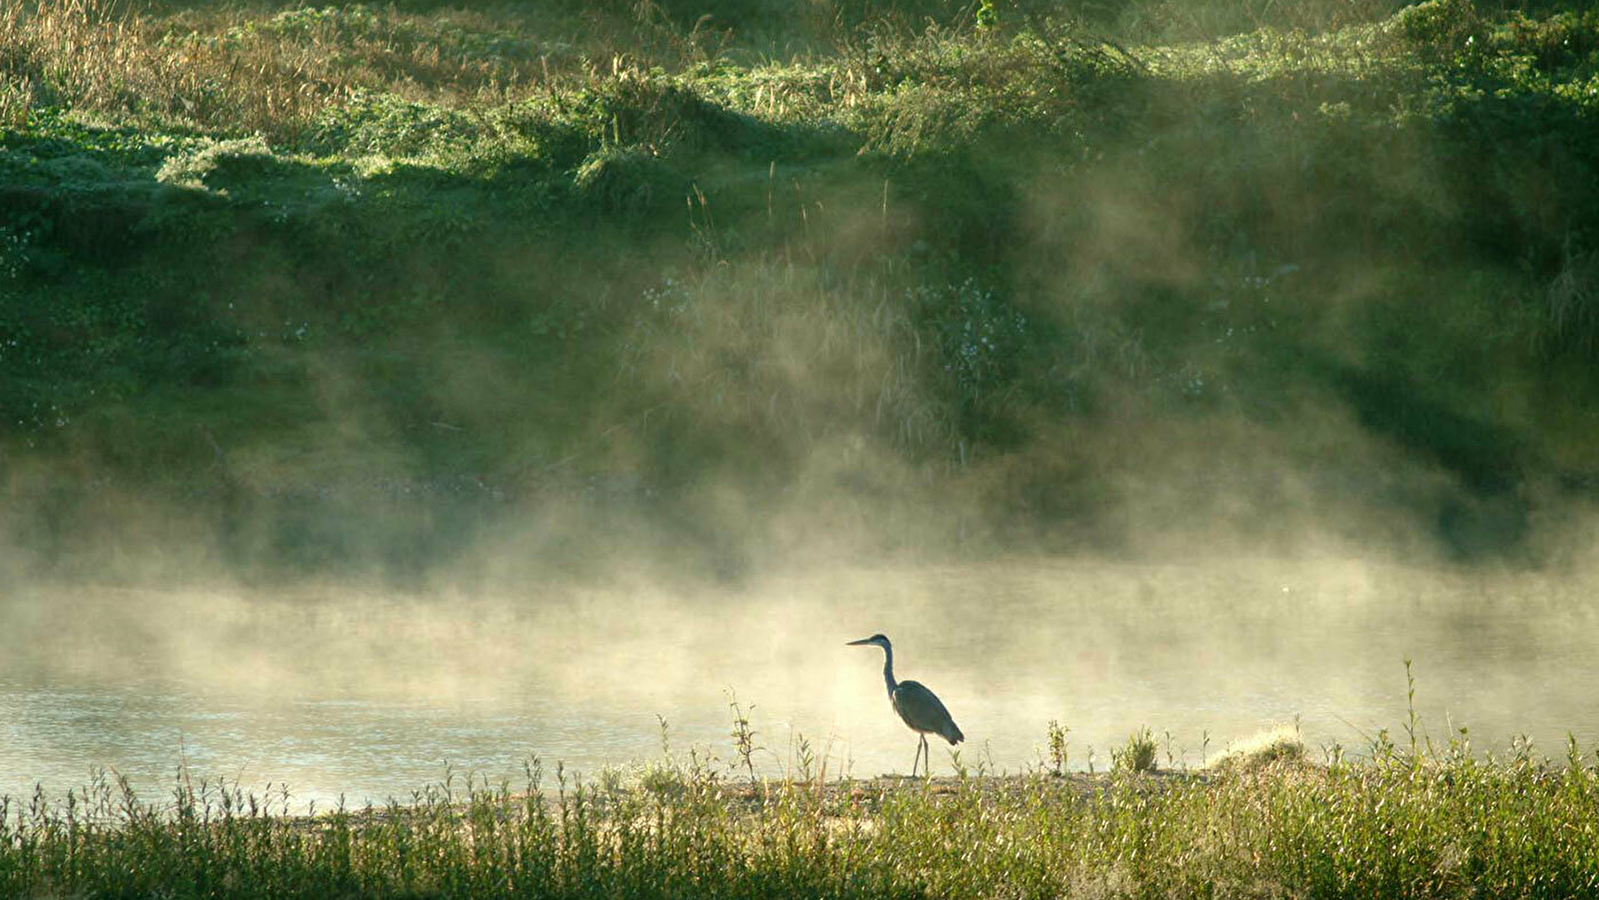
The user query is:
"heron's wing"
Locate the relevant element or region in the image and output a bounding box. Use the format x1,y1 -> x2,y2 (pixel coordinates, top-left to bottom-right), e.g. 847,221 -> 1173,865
893,680 -> 964,744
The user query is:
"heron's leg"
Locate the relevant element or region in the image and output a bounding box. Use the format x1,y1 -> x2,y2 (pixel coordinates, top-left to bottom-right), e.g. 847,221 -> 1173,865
910,739 -> 922,777
920,735 -> 930,778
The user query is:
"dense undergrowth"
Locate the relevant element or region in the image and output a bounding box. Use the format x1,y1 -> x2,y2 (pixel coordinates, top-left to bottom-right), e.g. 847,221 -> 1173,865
3,0 -> 1599,579
5,722 -> 1599,898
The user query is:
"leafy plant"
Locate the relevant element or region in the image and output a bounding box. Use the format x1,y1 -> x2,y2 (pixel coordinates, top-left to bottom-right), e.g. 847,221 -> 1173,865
1046,719 -> 1069,776
1112,725 -> 1158,774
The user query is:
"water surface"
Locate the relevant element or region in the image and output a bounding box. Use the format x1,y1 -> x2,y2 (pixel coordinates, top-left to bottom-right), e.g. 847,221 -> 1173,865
5,559 -> 1597,808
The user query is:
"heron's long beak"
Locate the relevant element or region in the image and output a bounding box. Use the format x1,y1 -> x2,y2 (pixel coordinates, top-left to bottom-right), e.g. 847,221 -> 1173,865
846,637 -> 874,646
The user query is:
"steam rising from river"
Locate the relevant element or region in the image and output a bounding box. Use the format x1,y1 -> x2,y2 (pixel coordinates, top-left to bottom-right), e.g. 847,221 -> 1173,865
6,556 -> 1599,806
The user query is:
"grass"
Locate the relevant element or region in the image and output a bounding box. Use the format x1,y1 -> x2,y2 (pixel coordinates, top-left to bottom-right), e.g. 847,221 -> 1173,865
6,714 -> 1599,899
3,0 -> 1599,578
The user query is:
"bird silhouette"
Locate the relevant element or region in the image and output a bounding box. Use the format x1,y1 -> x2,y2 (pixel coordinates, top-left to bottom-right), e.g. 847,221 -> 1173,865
847,633 -> 963,777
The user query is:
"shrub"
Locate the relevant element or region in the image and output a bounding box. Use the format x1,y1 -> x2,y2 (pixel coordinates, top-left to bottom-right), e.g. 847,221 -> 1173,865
1112,726 -> 1159,774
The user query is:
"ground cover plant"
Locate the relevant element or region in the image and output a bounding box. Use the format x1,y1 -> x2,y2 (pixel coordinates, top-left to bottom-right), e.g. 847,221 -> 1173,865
3,0 -> 1598,583
5,712 -> 1599,899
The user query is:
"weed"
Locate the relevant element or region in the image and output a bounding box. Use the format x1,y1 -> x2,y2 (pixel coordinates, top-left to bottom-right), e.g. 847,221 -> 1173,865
1210,725 -> 1308,774
1112,725 -> 1158,774
1046,718 -> 1069,775
727,689 -> 762,785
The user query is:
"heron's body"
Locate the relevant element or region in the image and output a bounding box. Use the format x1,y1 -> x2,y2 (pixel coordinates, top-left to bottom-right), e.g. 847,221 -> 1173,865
892,680 -> 964,744
848,633 -> 963,776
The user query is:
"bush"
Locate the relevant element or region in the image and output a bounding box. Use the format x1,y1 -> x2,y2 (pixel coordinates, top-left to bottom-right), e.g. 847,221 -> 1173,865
1113,726 -> 1158,773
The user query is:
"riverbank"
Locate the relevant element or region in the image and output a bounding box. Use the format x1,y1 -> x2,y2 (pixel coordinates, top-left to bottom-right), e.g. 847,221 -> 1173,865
7,731 -> 1599,898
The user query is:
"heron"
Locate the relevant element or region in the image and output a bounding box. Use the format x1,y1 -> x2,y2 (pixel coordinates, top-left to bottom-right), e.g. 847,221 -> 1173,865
847,633 -> 963,777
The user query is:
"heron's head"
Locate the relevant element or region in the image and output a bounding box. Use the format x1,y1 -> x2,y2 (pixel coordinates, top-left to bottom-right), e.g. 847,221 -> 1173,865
847,633 -> 891,650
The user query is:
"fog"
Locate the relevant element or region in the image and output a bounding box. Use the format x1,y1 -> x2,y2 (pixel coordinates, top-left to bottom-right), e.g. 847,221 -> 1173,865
6,554 -> 1599,807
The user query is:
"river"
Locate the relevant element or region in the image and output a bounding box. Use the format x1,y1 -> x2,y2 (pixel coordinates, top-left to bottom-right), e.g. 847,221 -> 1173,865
5,558 -> 1597,809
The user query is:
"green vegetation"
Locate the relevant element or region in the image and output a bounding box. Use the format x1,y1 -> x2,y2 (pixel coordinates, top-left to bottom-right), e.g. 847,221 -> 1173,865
1112,725 -> 1158,773
9,5 -> 1599,892
3,0 -> 1599,580
7,720 -> 1599,898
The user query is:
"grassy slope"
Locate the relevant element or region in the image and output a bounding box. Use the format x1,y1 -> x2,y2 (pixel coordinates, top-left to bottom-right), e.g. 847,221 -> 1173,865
3,0 -> 1599,580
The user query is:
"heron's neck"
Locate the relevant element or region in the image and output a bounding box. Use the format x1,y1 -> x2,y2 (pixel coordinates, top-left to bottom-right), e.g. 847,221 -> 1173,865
880,644 -> 897,697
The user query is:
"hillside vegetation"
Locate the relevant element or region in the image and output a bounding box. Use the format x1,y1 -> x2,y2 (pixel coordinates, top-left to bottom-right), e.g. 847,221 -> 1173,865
3,0 -> 1598,581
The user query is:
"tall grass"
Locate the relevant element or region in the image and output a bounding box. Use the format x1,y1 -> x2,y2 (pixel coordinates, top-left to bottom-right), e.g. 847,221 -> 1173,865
2,0 -> 343,137
5,720 -> 1599,898
0,0 -> 713,139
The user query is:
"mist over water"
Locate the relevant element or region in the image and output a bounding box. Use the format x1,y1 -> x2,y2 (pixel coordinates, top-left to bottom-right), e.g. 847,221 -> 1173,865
6,558 -> 1599,808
